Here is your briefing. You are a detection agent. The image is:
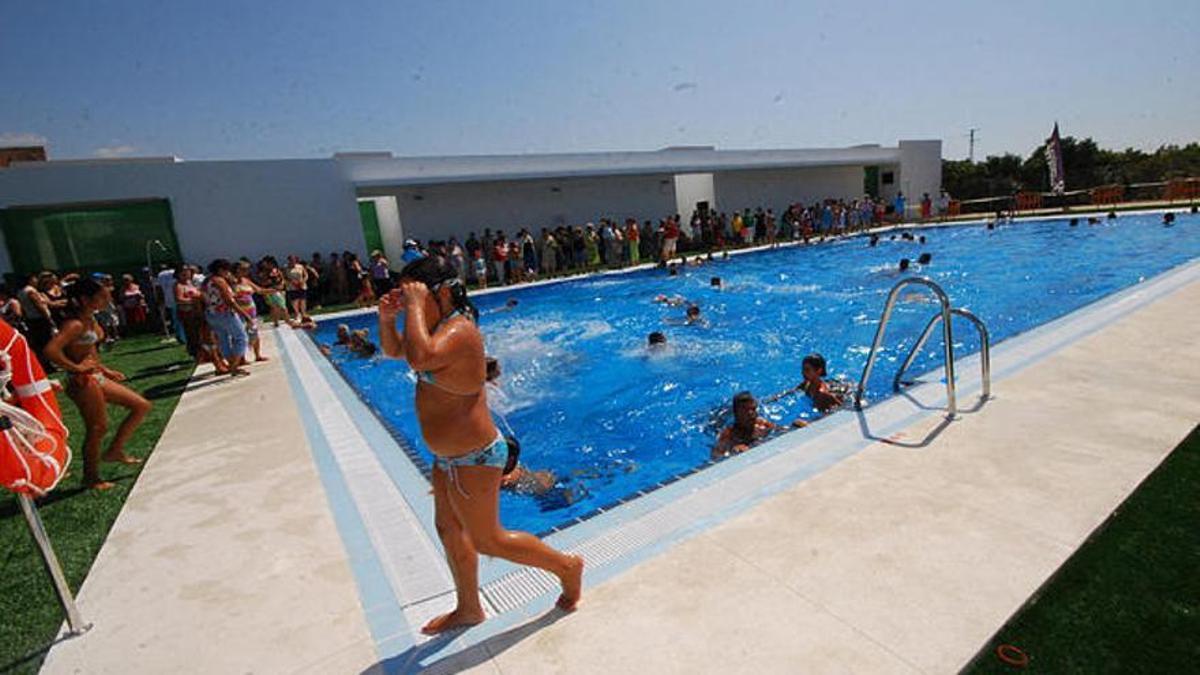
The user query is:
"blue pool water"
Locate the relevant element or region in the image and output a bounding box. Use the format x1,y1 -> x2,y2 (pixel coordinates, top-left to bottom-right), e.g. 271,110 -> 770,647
313,213 -> 1200,534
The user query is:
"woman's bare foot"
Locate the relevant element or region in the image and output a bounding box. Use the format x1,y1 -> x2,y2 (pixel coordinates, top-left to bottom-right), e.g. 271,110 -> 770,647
556,554 -> 584,611
230,368 -> 251,377
255,355 -> 269,362
420,607 -> 486,635
86,478 -> 116,491
102,451 -> 142,465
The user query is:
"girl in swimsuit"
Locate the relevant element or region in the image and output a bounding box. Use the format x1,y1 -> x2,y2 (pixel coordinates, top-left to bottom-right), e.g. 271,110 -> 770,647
378,256 -> 582,634
43,277 -> 152,490
234,261 -> 271,362
256,260 -> 294,329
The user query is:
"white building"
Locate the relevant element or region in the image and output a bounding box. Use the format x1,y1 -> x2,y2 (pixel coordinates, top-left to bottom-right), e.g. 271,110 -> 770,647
0,140 -> 940,279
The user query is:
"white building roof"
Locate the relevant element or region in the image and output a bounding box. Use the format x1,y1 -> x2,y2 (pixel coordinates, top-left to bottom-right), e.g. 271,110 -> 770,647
342,144 -> 911,188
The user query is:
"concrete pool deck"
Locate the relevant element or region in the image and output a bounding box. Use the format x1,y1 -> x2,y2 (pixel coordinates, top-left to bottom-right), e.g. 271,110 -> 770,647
41,268 -> 1199,673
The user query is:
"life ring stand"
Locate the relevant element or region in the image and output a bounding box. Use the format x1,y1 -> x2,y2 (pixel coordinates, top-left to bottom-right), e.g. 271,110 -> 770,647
0,319 -> 70,495
0,318 -> 89,635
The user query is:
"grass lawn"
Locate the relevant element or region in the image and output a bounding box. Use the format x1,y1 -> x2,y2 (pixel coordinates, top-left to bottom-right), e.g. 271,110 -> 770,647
965,424 -> 1200,673
0,334 -> 195,673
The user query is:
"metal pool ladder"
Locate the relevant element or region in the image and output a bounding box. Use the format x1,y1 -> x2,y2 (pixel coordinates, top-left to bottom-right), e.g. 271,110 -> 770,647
854,277 -> 991,418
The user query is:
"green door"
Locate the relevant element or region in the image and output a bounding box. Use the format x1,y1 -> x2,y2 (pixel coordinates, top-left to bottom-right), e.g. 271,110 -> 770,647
863,166 -> 880,198
358,200 -> 384,255
1,199 -> 182,278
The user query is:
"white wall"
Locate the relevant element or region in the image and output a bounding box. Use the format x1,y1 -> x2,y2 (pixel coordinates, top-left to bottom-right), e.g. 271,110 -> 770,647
0,159 -> 365,275
898,140 -> 942,216
713,166 -> 866,213
361,173 -> 678,241
673,173 -> 715,217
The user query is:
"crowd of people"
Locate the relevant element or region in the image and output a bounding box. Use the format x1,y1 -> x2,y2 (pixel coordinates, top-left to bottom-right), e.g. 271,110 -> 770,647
397,194 -> 930,290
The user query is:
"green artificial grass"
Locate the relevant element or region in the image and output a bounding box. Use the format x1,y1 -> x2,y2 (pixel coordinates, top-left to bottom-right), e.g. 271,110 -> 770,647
965,425 -> 1200,673
0,335 -> 195,673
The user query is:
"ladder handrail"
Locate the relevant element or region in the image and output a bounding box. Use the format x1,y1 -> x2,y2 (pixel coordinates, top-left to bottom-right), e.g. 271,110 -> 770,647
893,307 -> 991,399
855,277 -> 958,417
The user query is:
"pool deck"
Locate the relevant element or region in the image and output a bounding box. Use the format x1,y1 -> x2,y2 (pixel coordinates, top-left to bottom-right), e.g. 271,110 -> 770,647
41,263 -> 1200,673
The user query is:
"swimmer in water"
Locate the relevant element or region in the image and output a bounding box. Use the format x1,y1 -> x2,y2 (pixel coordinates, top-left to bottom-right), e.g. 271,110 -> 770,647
1163,212 -> 1176,226
684,304 -> 708,327
647,331 -> 667,350
797,353 -> 845,412
483,298 -> 519,315
899,258 -> 911,272
348,329 -> 378,357
917,252 -> 932,265
654,294 -> 688,307
484,356 -> 559,496
500,465 -> 559,496
770,353 -> 845,414
710,276 -> 722,288
711,391 -> 804,460
869,234 -> 880,247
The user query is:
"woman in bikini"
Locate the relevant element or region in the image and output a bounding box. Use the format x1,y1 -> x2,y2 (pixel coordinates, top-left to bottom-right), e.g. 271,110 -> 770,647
43,277 -> 152,490
256,258 -> 293,328
234,261 -> 270,362
378,255 -> 582,635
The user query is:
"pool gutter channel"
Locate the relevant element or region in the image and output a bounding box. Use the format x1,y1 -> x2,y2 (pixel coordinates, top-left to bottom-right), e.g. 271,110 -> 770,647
280,249 -> 1200,666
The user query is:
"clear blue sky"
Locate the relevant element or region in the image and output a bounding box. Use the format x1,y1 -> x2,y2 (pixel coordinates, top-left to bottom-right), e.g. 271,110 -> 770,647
2,0 -> 1196,161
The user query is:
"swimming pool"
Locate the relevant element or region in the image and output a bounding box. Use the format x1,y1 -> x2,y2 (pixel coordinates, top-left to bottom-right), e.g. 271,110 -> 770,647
313,212 -> 1200,535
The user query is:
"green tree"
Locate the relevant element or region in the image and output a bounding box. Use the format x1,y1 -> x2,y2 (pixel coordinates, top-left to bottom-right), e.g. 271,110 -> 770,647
943,137 -> 1200,199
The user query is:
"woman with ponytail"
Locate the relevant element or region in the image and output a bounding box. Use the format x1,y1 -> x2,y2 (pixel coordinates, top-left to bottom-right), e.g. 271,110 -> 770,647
378,255 -> 582,634
43,277 -> 152,489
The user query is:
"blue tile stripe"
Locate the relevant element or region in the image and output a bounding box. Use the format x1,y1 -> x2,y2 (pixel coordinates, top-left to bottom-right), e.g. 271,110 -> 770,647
273,331 -> 412,658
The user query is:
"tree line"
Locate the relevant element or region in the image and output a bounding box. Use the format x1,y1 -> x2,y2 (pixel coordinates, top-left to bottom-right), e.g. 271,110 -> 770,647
943,137 -> 1200,200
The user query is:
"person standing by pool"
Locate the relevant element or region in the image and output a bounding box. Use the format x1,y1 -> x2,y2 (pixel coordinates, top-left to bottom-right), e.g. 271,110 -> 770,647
584,224 -> 601,267
625,218 -> 641,265
370,250 -> 392,296
18,273 -> 56,367
894,191 -> 907,222
233,261 -> 270,362
472,251 -> 488,289
204,259 -> 252,376
285,255 -> 312,324
43,277 -> 152,489
173,266 -> 206,356
661,217 -> 679,261
492,235 -> 509,285
377,256 -> 583,633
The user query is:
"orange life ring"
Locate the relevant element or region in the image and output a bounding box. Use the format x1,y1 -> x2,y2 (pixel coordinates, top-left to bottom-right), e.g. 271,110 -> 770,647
0,318 -> 70,496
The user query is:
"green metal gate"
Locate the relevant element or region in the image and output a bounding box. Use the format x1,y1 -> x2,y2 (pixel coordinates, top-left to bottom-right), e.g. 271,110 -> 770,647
1,199 -> 182,278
